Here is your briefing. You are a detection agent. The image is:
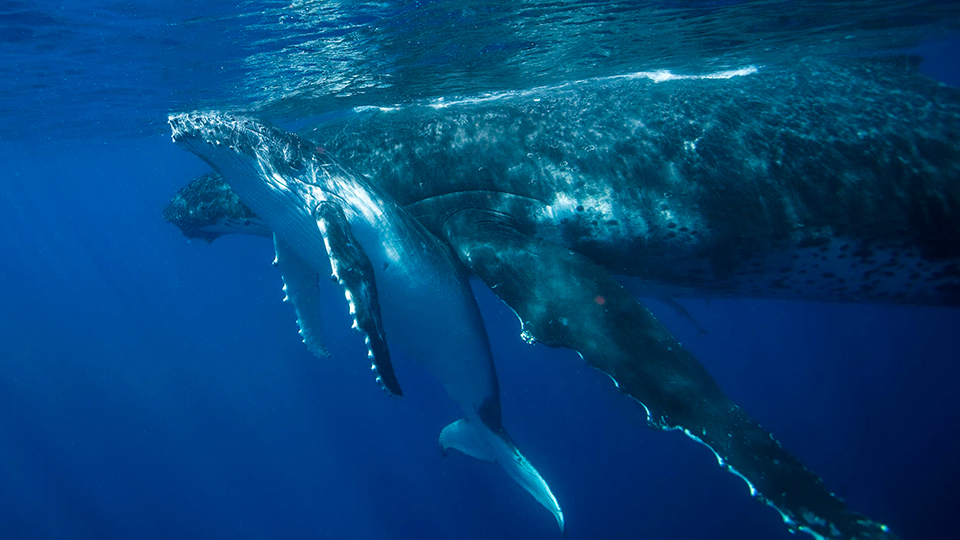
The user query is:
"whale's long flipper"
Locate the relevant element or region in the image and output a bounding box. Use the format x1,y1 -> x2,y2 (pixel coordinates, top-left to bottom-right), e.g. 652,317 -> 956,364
314,200 -> 401,396
442,208 -> 894,540
273,235 -> 329,359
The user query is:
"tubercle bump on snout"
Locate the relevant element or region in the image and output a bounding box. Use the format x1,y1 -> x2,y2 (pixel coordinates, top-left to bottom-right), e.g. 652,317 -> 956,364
169,111 -> 323,175
169,111 -> 262,150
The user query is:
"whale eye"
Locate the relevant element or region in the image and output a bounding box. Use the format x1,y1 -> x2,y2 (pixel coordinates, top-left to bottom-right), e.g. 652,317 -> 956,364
289,158 -> 303,171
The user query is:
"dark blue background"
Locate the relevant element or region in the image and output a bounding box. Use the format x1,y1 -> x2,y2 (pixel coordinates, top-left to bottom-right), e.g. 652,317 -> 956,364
1,14 -> 960,539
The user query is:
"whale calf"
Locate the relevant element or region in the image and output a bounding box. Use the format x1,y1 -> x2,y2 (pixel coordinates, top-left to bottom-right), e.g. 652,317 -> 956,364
165,57 -> 960,539
169,112 -> 565,531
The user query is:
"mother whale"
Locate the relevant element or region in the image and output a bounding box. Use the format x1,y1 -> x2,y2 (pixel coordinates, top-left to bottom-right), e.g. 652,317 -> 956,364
166,57 -> 960,540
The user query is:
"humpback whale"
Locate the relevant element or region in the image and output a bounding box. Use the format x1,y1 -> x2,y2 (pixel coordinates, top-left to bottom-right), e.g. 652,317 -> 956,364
169,112 -> 565,531
165,58 -> 960,540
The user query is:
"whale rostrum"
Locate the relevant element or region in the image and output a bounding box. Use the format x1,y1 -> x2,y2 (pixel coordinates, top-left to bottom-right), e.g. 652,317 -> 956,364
164,57 -> 960,539
169,111 -> 565,531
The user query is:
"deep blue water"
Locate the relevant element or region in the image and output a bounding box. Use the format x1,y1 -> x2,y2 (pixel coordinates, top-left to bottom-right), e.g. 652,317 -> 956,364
2,2 -> 960,539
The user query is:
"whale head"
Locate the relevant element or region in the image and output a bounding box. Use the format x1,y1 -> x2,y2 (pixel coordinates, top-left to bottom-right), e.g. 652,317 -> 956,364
170,112 -> 329,222
170,111 -> 405,396
169,112 -> 394,255
162,171 -> 270,242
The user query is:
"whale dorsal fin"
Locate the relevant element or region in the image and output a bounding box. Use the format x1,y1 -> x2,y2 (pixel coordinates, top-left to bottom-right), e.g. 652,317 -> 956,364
273,234 -> 329,358
315,201 -> 403,397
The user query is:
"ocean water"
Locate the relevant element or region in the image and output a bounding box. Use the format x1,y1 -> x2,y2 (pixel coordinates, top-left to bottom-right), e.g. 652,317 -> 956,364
2,2 -> 960,539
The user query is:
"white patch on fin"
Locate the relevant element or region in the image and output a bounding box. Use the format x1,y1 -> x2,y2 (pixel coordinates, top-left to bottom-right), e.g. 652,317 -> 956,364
273,234 -> 329,358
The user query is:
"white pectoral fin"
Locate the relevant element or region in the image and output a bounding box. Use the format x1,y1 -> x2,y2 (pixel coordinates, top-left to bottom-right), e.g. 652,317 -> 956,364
273,234 -> 328,358
314,202 -> 403,397
440,419 -> 564,533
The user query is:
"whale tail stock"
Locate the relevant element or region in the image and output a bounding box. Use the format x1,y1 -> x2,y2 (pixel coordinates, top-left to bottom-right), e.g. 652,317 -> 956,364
440,418 -> 565,533
442,209 -> 896,540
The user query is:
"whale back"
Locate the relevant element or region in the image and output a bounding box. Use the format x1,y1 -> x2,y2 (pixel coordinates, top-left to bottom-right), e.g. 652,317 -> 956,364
165,58 -> 960,305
